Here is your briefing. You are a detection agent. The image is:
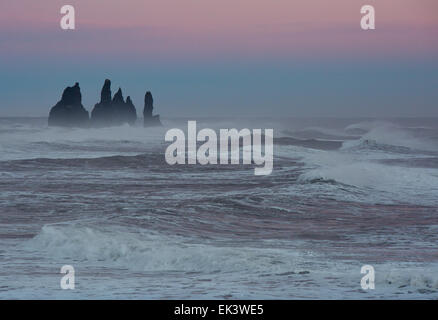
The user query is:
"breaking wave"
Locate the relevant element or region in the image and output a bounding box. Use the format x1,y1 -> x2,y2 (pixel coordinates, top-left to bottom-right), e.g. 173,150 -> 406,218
343,121 -> 438,153
28,224 -> 308,274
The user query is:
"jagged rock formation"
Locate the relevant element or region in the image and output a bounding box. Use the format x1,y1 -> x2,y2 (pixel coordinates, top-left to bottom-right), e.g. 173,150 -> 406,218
48,80 -> 161,128
143,91 -> 162,127
123,96 -> 137,125
48,82 -> 89,127
90,79 -> 112,126
90,79 -> 137,127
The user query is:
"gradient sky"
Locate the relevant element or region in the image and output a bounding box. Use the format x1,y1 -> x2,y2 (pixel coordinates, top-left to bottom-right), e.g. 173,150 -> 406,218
0,0 -> 437,117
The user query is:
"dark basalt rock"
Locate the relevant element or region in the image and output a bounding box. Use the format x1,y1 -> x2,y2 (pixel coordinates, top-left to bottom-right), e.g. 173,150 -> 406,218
143,91 -> 162,127
91,80 -> 137,127
100,79 -> 111,104
48,82 -> 89,127
112,88 -> 124,104
49,80 -> 158,128
123,96 -> 137,125
90,79 -> 113,127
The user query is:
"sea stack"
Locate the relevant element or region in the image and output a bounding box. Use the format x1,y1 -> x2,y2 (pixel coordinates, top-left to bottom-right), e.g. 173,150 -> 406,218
90,79 -> 137,127
48,82 -> 89,127
143,91 -> 162,127
113,89 -> 137,125
90,79 -> 112,126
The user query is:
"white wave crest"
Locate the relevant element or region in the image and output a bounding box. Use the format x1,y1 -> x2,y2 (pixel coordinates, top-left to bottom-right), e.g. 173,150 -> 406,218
28,224 -> 307,274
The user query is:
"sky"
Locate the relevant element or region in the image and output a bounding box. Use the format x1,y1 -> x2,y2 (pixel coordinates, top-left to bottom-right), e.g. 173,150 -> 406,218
0,0 -> 437,117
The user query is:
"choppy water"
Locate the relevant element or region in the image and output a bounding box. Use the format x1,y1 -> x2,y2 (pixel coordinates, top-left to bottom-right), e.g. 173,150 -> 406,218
0,117 -> 437,299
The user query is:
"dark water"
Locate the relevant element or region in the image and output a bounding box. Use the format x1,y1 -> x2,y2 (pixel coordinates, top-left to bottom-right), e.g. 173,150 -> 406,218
0,117 -> 437,299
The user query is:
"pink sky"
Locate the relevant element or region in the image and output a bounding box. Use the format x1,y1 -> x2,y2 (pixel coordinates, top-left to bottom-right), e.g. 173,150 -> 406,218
1,0 -> 437,61
2,0 -> 437,28
1,1 -> 437,117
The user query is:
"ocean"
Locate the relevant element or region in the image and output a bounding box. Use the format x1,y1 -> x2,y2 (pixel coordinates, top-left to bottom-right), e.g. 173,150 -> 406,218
0,117 -> 437,299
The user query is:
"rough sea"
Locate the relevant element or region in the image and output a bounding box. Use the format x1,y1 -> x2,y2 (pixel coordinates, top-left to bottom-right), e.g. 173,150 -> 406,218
0,117 -> 437,299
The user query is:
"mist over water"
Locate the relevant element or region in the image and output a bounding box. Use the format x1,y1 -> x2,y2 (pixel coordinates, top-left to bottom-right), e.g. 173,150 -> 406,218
0,117 -> 437,299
